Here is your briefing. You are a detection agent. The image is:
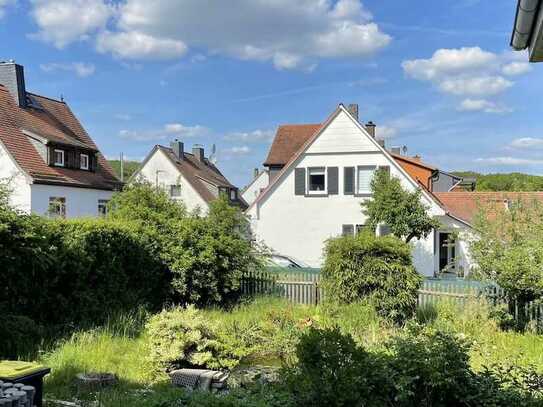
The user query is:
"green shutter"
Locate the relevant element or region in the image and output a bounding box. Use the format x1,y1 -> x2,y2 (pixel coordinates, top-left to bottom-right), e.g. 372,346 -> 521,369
328,167 -> 338,195
295,168 -> 306,195
344,167 -> 354,195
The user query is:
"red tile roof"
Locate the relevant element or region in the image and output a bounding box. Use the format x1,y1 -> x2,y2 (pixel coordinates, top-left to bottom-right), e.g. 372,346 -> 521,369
264,124 -> 321,166
0,85 -> 120,190
434,192 -> 543,224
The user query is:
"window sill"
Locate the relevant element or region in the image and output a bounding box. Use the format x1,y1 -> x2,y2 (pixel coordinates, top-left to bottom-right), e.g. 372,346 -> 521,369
305,192 -> 329,197
354,192 -> 372,197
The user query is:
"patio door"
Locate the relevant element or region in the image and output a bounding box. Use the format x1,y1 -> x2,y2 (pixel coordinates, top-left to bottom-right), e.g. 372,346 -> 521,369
438,232 -> 456,272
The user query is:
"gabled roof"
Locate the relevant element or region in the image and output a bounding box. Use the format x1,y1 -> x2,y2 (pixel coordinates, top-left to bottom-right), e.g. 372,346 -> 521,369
389,152 -> 437,171
249,104 -> 443,213
139,145 -> 247,209
264,124 -> 321,166
435,192 -> 543,225
0,85 -> 120,190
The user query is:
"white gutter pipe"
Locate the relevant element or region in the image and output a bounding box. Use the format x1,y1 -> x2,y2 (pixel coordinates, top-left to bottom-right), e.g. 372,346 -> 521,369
511,0 -> 541,50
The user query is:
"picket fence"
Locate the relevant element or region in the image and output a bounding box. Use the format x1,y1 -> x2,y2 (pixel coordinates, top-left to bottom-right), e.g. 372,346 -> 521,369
241,268 -> 543,329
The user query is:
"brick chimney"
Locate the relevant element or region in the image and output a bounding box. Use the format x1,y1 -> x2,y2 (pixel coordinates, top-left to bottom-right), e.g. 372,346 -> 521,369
192,144 -> 205,162
365,121 -> 376,138
347,103 -> 359,121
253,168 -> 259,179
170,140 -> 184,160
0,61 -> 27,108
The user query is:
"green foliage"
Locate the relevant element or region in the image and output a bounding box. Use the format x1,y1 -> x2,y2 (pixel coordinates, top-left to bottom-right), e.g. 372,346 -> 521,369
322,233 -> 422,323
107,159 -> 140,181
470,198 -> 543,304
453,171 -> 543,192
361,168 -> 439,243
146,306 -> 242,371
284,326 -> 388,407
0,314 -> 43,358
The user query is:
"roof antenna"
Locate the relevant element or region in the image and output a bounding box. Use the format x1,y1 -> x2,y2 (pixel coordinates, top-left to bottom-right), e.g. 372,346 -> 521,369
60,94 -> 64,102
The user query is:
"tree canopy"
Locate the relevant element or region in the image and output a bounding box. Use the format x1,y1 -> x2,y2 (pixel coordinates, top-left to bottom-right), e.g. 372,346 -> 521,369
361,169 -> 439,243
453,171 -> 543,192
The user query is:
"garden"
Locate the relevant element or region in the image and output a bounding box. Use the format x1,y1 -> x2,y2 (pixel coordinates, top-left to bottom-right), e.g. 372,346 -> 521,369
2,176 -> 543,406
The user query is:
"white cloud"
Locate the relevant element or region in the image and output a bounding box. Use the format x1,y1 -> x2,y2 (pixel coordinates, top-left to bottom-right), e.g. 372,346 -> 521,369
224,129 -> 275,143
375,125 -> 397,139
224,146 -> 251,156
502,61 -> 531,76
509,137 -> 543,149
475,156 -> 543,165
29,0 -> 113,48
457,98 -> 512,114
106,0 -> 390,69
119,123 -> 209,141
40,62 -> 96,77
96,31 -> 187,60
402,46 -> 521,99
0,0 -> 15,19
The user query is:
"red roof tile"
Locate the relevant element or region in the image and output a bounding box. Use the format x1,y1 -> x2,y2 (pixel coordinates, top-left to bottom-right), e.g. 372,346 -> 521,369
0,85 -> 120,190
264,124 -> 321,166
434,192 -> 543,224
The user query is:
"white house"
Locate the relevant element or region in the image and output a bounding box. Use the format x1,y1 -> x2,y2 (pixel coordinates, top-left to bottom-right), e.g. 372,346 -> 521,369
132,141 -> 247,213
246,104 -> 474,276
0,61 -> 120,217
242,169 -> 269,206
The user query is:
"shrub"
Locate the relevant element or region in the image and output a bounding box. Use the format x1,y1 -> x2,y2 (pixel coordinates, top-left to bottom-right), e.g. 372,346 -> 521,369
386,325 -> 474,406
146,306 -> 242,371
0,314 -> 43,358
321,233 -> 422,323
283,327 -> 390,407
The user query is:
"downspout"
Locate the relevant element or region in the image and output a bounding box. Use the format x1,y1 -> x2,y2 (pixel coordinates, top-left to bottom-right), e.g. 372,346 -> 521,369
511,0 -> 541,50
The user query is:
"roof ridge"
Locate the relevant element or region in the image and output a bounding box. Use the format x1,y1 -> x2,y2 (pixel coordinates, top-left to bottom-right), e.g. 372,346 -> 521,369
27,91 -> 66,104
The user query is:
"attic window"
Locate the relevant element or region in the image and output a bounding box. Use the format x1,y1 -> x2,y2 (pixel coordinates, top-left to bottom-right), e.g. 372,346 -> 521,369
230,189 -> 237,201
308,167 -> 326,193
53,149 -> 64,167
80,154 -> 89,170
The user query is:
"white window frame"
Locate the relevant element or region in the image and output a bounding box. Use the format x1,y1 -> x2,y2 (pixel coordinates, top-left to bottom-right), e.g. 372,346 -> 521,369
307,167 -> 327,195
53,149 -> 65,167
170,184 -> 182,198
230,189 -> 237,201
356,165 -> 376,195
48,197 -> 66,218
80,154 -> 89,170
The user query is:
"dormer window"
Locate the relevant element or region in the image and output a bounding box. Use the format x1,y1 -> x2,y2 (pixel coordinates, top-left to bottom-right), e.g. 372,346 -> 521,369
80,154 -> 89,170
53,149 -> 64,167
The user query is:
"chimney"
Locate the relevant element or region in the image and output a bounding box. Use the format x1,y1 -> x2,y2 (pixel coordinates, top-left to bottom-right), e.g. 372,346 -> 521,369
390,147 -> 402,155
0,61 -> 27,108
413,155 -> 421,162
192,144 -> 205,161
365,121 -> 376,138
170,139 -> 184,160
253,168 -> 259,179
347,103 -> 359,121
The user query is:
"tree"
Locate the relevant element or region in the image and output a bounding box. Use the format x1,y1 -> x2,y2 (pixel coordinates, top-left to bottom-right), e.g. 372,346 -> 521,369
361,169 -> 439,243
470,197 -> 543,305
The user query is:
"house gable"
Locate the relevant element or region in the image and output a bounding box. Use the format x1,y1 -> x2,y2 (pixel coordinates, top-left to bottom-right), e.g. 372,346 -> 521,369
250,105 -> 444,216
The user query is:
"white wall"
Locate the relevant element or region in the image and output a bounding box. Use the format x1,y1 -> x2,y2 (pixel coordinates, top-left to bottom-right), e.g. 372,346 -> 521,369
0,142 -> 31,212
242,170 -> 269,206
135,148 -> 209,213
248,108 -> 446,272
31,184 -> 113,218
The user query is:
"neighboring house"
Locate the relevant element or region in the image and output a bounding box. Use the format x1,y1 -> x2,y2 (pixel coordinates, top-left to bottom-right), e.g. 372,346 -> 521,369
242,168 -> 269,206
511,0 -> 543,62
132,140 -> 247,213
246,104 -> 474,276
0,61 -> 120,217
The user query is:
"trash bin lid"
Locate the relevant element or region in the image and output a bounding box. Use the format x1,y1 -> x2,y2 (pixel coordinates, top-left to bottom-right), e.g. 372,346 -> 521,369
0,361 -> 46,380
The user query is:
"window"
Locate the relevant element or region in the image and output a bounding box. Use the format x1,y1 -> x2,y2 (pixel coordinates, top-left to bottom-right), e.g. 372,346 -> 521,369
80,154 -> 89,170
308,167 -> 326,193
230,189 -> 237,201
48,197 -> 66,218
355,224 -> 366,235
53,149 -> 64,167
357,166 -> 376,194
342,224 -> 354,236
438,232 -> 456,272
170,185 -> 181,198
219,187 -> 229,197
98,199 -> 109,216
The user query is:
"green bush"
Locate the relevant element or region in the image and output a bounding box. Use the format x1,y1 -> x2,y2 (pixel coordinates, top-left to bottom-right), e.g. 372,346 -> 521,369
321,233 -> 422,323
0,314 -> 43,359
146,306 -> 242,371
283,327 -> 390,407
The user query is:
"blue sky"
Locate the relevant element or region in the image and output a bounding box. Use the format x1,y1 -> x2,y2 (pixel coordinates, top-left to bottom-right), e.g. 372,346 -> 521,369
1,0 -> 542,187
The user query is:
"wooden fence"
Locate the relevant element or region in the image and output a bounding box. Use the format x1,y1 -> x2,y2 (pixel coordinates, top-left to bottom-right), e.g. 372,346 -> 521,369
241,269 -> 543,329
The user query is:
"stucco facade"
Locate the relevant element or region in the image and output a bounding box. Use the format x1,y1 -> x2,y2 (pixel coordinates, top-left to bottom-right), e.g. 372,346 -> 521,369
246,106 -> 470,276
